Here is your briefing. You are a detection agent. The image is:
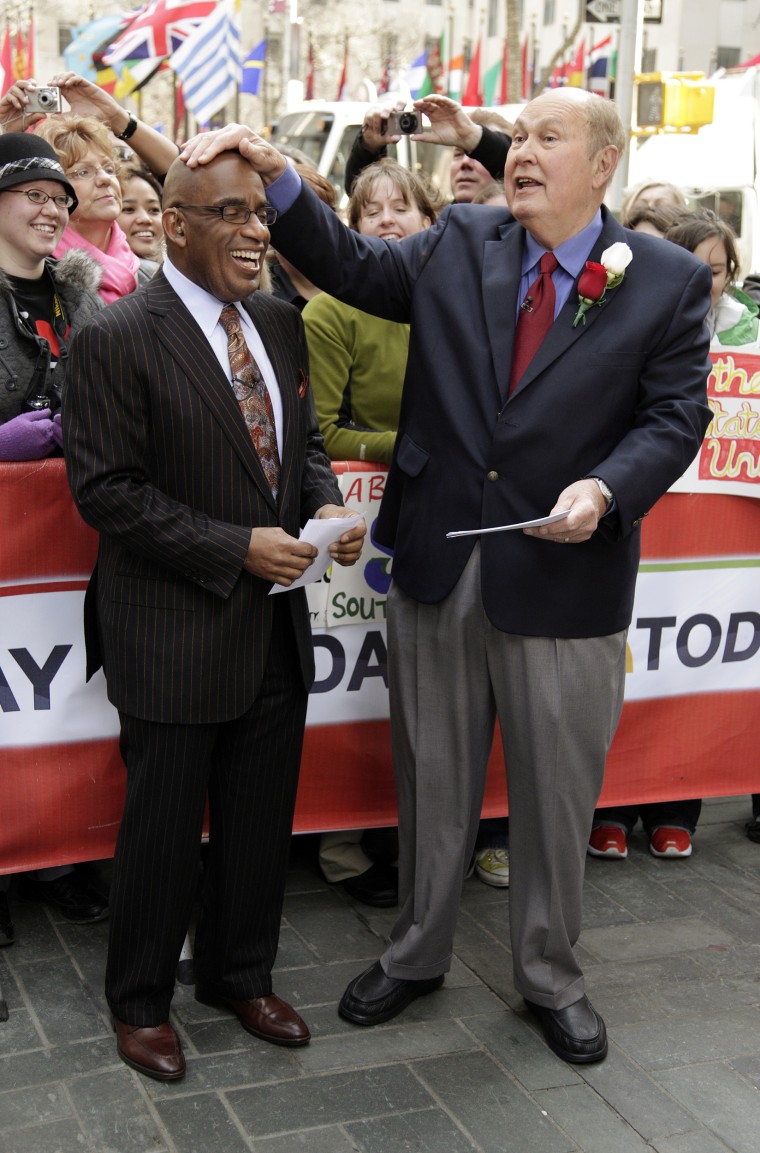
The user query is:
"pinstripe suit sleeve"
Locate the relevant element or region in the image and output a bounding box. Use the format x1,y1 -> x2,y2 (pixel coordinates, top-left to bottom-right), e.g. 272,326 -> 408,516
63,307 -> 252,601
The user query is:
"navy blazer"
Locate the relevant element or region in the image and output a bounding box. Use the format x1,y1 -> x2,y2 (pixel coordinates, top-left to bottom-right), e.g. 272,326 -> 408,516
270,193 -> 712,638
63,271 -> 341,723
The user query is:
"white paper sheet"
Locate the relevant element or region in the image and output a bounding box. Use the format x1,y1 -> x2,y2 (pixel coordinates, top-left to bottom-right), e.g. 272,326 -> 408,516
446,510 -> 571,539
269,514 -> 365,593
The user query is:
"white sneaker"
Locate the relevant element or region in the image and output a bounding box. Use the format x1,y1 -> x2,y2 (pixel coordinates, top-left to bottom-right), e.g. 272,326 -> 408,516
474,848 -> 510,887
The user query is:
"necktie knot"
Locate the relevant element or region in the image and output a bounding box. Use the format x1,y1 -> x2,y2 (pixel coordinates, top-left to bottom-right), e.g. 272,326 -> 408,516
219,303 -> 242,338
539,252 -> 559,276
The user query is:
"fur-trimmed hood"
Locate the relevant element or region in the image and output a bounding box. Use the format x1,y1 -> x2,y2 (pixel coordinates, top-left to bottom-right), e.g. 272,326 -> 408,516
0,249 -> 102,296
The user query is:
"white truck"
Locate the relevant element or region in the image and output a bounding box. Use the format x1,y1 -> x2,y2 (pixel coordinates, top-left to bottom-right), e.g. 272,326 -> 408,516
627,64 -> 760,278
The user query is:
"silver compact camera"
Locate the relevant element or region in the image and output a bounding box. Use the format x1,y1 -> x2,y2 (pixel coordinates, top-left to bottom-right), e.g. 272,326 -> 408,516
384,110 -> 421,135
26,87 -> 62,114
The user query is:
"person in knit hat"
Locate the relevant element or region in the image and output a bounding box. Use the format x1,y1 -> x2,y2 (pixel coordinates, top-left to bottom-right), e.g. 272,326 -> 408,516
0,131 -> 104,936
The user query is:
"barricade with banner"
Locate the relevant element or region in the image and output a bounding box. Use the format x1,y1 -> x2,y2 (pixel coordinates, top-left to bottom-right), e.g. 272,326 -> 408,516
2,369 -> 759,874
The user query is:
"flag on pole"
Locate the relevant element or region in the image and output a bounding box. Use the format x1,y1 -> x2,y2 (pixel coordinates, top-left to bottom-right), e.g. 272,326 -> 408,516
402,51 -> 427,99
14,25 -> 27,81
241,38 -> 265,95
64,16 -> 129,83
462,39 -> 483,106
305,36 -> 314,100
521,35 -> 531,100
175,77 -> 185,136
105,0 -> 217,67
587,35 -> 612,94
377,47 -> 393,96
169,0 -> 241,124
335,37 -> 348,100
419,35 -> 444,97
0,26 -> 11,97
567,40 -> 585,88
447,53 -> 463,99
26,14 -> 35,79
499,40 -> 508,104
483,57 -> 501,106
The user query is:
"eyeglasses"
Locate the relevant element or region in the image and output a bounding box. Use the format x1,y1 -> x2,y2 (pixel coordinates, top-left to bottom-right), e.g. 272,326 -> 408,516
5,187 -> 74,209
66,162 -> 120,182
174,203 -> 278,226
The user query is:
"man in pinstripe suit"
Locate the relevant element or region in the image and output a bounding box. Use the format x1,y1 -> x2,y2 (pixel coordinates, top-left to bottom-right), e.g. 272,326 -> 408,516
62,151 -> 366,1082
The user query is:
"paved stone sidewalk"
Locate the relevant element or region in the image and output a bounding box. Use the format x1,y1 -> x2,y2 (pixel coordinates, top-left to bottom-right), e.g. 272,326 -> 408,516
1,795 -> 759,1153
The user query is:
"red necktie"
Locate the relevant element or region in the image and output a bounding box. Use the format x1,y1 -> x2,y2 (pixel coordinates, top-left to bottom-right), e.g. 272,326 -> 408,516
219,304 -> 280,498
509,252 -> 559,395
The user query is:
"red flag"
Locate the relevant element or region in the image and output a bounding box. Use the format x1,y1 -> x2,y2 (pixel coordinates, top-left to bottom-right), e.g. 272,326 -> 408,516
305,37 -> 314,100
336,38 -> 348,101
0,27 -> 13,96
521,36 -> 530,100
26,16 -> 34,79
174,78 -> 185,139
462,39 -> 483,106
426,37 -> 444,94
377,47 -> 392,96
13,25 -> 26,81
499,40 -> 508,105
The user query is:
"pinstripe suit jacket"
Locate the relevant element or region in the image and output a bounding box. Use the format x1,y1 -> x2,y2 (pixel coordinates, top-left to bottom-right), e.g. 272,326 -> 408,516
63,270 -> 342,724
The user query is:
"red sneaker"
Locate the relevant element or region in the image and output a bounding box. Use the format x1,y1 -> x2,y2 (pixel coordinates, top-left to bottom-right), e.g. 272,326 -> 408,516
587,825 -> 628,859
649,827 -> 692,858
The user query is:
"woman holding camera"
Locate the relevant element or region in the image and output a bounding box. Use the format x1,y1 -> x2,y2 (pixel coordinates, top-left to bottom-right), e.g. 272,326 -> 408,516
1,73 -> 176,302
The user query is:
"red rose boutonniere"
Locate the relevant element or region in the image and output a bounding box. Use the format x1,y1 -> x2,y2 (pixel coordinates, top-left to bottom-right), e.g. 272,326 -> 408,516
572,242 -> 633,327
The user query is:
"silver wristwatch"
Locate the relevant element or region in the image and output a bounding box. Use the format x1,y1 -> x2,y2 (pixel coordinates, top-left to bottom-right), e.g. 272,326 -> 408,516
590,476 -> 614,508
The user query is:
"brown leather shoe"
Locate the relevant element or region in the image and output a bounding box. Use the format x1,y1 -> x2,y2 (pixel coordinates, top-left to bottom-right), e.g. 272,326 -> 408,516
113,1018 -> 186,1081
195,988 -> 311,1047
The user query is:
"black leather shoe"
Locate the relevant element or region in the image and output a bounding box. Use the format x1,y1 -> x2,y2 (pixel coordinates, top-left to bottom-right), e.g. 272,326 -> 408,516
335,863 -> 398,907
525,995 -> 608,1064
0,891 -> 14,947
21,869 -> 108,924
339,960 -> 444,1025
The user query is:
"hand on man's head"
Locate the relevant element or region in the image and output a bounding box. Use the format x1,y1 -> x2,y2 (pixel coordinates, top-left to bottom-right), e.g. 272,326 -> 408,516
180,124 -> 287,184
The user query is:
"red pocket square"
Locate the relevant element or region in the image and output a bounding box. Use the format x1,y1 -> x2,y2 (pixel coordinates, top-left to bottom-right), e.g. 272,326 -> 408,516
298,370 -> 309,398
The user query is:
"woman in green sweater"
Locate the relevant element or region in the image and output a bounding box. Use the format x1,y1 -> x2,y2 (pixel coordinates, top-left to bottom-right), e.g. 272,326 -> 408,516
305,160 -> 441,904
303,159 -> 442,466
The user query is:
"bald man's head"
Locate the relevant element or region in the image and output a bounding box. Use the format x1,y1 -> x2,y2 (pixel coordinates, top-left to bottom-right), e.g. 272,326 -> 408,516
162,151 -> 272,301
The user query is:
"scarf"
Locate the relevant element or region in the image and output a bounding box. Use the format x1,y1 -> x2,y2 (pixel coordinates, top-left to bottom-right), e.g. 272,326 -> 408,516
54,221 -> 139,304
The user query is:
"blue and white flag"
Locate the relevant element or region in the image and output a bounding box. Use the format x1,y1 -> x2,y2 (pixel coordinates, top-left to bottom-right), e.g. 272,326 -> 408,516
402,51 -> 428,99
169,0 -> 241,125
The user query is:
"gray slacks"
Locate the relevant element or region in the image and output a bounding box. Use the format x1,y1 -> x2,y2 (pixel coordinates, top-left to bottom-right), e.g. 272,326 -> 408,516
381,544 -> 626,1009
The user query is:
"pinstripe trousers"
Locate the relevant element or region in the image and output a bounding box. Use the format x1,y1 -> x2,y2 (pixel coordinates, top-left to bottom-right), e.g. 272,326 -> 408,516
381,544 -> 627,1009
105,599 -> 307,1025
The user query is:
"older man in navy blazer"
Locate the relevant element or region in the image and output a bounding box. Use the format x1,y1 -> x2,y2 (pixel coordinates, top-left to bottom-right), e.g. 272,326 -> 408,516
63,150 -> 365,1081
181,89 -> 711,1064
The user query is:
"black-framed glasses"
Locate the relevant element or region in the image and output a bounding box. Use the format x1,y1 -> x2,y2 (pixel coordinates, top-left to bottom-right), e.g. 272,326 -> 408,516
174,203 -> 278,226
5,187 -> 74,209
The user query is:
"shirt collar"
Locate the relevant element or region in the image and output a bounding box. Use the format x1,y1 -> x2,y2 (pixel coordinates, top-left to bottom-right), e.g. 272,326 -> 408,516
521,211 -> 604,278
162,256 -> 246,340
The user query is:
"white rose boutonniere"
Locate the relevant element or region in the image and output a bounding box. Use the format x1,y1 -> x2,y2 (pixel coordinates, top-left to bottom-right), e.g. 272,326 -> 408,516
572,242 -> 633,327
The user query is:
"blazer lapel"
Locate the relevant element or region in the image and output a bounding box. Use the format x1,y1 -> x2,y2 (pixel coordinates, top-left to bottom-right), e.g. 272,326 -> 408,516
147,273 -> 277,508
484,223 -> 524,402
508,211 -> 629,401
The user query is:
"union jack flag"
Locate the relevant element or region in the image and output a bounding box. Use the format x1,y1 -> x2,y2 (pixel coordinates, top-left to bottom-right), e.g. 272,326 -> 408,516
104,0 -> 217,67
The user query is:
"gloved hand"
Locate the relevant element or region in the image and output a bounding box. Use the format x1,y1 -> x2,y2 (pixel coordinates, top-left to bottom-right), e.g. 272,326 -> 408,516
52,411 -> 63,449
0,409 -> 57,460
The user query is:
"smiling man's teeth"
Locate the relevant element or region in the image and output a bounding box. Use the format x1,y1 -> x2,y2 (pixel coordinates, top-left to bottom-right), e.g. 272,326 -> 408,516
231,249 -> 260,267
